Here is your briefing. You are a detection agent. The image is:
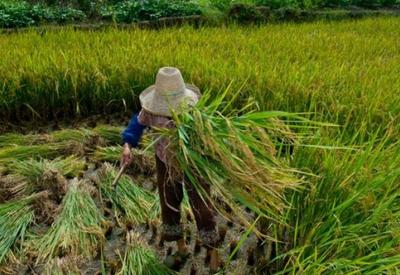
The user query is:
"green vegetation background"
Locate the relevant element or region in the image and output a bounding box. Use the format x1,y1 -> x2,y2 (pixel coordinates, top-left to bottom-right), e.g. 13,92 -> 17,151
1,0 -> 400,28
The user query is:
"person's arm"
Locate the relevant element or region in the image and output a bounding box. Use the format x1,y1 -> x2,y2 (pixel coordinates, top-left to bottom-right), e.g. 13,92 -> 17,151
121,114 -> 146,166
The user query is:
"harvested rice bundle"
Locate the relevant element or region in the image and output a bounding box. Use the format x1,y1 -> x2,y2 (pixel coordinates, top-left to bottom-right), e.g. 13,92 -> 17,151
99,164 -> 157,225
163,90 -> 313,227
0,174 -> 26,203
93,146 -> 155,174
0,193 -> 41,263
5,157 -> 85,204
8,156 -> 85,182
51,128 -> 94,143
33,179 -> 106,262
118,231 -> 175,275
0,144 -> 60,165
42,256 -> 81,275
0,133 -> 50,147
93,146 -> 122,162
93,125 -> 124,144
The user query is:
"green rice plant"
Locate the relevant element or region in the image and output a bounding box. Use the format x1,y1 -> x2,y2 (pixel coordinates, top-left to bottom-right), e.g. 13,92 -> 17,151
263,130 -> 400,273
33,179 -> 106,262
98,164 -> 157,225
0,193 -> 39,263
1,18 -> 399,141
118,231 -> 175,275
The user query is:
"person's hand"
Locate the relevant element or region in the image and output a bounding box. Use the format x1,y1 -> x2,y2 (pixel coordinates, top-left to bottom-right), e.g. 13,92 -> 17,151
121,143 -> 132,167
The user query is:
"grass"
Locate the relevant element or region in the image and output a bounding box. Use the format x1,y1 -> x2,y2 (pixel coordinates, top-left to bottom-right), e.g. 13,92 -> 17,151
32,179 -> 106,262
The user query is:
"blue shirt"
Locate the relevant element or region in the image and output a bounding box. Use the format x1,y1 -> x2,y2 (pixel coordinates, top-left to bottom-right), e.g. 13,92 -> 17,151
122,114 -> 146,147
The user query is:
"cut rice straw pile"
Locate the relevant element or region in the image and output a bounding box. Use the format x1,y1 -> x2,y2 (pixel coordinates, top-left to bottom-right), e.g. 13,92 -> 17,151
93,146 -> 155,174
98,164 -> 158,225
118,231 -> 176,275
8,156 -> 85,182
31,179 -> 106,262
0,125 -> 123,166
0,193 -> 43,263
4,156 -> 85,199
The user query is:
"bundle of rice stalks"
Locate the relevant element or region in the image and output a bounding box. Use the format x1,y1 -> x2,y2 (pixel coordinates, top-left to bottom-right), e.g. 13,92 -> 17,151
32,179 -> 106,262
0,144 -> 60,165
5,157 -> 85,208
0,133 -> 50,147
93,146 -> 155,174
8,156 -> 85,183
0,174 -> 25,203
118,231 -> 175,275
98,164 -> 158,225
93,125 -> 124,144
0,193 -> 41,263
164,90 -> 317,228
42,256 -> 81,275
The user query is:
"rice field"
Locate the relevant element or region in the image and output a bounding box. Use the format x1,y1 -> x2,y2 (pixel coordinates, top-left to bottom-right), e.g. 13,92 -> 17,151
1,16 -> 400,274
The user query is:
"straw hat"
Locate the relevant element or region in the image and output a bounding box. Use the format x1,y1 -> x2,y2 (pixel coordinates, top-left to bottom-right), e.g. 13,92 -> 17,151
139,67 -> 200,117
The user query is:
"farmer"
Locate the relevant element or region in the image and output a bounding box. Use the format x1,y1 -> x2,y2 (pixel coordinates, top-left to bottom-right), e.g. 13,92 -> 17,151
120,67 -> 220,272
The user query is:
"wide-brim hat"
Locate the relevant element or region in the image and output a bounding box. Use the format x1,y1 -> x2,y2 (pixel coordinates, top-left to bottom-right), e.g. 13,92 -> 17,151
139,67 -> 200,117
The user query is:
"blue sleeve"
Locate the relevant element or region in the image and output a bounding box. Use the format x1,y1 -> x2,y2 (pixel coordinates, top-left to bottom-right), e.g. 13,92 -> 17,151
122,114 -> 146,147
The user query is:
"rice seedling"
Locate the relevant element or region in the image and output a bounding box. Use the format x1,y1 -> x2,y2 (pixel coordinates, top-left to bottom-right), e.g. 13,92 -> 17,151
118,231 -> 176,275
98,164 -> 158,225
0,193 -> 41,263
32,179 -> 106,262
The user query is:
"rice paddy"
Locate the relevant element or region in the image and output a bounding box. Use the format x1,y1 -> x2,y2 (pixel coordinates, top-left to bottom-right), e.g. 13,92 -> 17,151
1,16 -> 400,274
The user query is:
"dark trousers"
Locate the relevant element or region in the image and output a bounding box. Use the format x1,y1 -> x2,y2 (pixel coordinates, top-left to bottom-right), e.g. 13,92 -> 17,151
156,156 -> 218,247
